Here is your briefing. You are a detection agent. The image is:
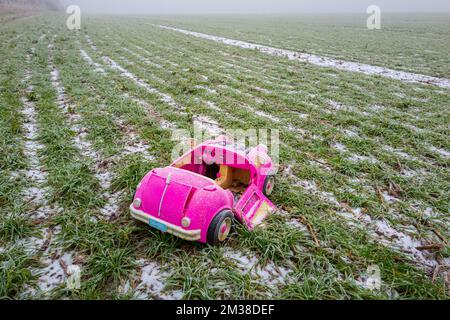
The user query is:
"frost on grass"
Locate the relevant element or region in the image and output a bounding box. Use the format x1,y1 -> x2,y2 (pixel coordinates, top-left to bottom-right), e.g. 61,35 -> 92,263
332,142 -> 379,164
49,46 -> 125,219
281,166 -> 440,270
20,227 -> 81,297
31,230 -> 82,296
85,34 -> 99,52
205,100 -> 221,111
193,115 -> 224,136
427,145 -> 450,159
382,145 -> 418,161
115,118 -> 156,161
101,54 -> 182,110
157,25 -> 450,89
79,47 -> 105,73
125,94 -> 179,129
134,260 -> 183,300
20,64 -> 59,219
37,251 -> 75,292
241,104 -> 281,123
328,99 -> 355,112
78,45 -> 180,132
194,85 -> 217,95
222,248 -> 293,295
134,45 -> 163,68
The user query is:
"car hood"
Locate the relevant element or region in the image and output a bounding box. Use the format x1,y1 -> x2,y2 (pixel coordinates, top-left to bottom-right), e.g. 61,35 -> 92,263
135,167 -> 218,223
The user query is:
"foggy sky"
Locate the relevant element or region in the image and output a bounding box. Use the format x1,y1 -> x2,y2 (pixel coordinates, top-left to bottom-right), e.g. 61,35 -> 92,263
60,0 -> 450,14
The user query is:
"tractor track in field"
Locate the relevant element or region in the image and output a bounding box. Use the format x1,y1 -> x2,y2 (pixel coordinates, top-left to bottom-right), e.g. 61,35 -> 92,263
48,40 -> 119,220
50,41 -> 133,220
76,44 -> 200,300
79,41 -> 179,132
156,25 -> 450,89
20,53 -> 60,221
49,41 -> 156,220
85,35 -> 182,111
17,52 -> 79,297
111,29 -> 436,128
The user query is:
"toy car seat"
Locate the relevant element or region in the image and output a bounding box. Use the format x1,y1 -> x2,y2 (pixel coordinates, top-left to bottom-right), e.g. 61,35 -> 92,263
215,165 -> 233,189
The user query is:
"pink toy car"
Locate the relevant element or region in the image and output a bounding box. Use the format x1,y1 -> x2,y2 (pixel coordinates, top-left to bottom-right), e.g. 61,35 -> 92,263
130,136 -> 277,245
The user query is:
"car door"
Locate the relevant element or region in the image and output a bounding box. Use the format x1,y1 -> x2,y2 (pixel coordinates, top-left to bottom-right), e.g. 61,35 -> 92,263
234,184 -> 276,230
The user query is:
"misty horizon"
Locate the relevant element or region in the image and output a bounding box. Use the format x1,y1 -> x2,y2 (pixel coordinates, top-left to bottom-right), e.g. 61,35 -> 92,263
59,0 -> 450,14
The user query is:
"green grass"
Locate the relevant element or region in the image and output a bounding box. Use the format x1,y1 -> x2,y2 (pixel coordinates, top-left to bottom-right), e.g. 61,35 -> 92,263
0,13 -> 448,300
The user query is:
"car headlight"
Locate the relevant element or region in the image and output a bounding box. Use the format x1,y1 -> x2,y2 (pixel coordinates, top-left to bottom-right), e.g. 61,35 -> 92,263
133,198 -> 142,208
181,217 -> 191,228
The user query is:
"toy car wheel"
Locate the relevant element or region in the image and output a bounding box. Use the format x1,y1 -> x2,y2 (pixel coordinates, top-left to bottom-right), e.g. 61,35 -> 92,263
263,175 -> 275,196
207,210 -> 233,245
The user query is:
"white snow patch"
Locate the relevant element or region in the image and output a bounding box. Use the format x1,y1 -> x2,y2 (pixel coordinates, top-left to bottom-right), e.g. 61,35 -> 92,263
115,118 -> 156,161
373,219 -> 436,268
286,219 -> 309,233
102,55 -> 181,110
292,112 -> 309,119
37,252 -> 74,292
193,115 -> 224,136
222,248 -> 293,293
134,45 -> 163,69
194,85 -> 217,94
125,94 -> 179,129
205,100 -> 221,111
20,64 -> 60,219
135,260 -> 183,300
252,86 -> 272,95
282,167 -> 438,269
85,35 -> 98,52
254,109 -> 281,122
79,48 -> 105,73
400,168 -> 427,178
427,145 -> 450,159
381,191 -> 400,204
343,129 -> 359,138
348,154 -> 379,164
332,142 -> 378,164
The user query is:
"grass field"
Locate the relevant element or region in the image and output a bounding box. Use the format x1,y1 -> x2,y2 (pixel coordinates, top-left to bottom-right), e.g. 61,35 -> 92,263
0,13 -> 449,300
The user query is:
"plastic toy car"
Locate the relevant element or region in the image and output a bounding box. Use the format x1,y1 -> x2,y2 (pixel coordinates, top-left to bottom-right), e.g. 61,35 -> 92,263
130,136 -> 277,245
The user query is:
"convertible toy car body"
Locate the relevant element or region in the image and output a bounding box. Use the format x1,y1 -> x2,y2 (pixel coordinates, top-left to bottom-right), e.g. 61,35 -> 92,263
130,136 -> 276,244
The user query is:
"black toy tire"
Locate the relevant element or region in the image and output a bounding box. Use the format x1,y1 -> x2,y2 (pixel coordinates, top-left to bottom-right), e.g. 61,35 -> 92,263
263,175 -> 275,196
207,210 -> 233,245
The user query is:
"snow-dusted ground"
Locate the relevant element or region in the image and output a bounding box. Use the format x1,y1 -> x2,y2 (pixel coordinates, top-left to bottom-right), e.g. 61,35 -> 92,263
19,60 -> 60,220
79,47 -> 105,73
133,259 -> 183,299
222,247 -> 294,297
102,55 -> 181,110
51,43 -> 156,219
78,43 -> 180,132
157,25 -> 450,89
17,57 -> 79,297
281,166 -> 442,270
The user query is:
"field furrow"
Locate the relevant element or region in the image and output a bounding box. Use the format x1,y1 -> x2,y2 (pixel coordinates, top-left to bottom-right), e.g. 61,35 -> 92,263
156,24 -> 450,89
